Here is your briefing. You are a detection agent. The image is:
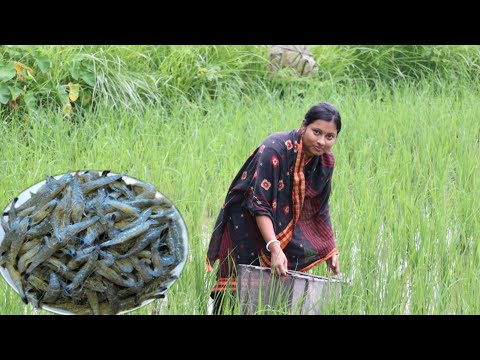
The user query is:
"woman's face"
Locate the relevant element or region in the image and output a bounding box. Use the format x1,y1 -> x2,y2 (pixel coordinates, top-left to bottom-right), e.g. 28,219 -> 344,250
302,119 -> 338,158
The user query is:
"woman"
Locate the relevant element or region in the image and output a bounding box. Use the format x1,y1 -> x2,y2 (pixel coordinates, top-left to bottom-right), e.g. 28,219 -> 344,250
206,102 -> 342,313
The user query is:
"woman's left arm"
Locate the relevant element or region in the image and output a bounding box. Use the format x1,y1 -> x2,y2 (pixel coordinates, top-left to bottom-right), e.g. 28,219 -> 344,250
256,215 -> 288,276
319,171 -> 340,274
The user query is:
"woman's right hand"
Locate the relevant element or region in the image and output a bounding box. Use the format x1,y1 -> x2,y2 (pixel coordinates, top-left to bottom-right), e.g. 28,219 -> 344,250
270,243 -> 288,276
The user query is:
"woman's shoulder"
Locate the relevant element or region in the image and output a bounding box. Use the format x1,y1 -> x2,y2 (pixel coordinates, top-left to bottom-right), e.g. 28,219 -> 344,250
260,129 -> 299,153
321,151 -> 335,168
263,130 -> 293,142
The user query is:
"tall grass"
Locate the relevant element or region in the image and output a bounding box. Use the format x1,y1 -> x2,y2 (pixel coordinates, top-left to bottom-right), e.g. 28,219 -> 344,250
0,45 -> 271,117
1,79 -> 479,314
310,45 -> 480,86
3,45 -> 480,120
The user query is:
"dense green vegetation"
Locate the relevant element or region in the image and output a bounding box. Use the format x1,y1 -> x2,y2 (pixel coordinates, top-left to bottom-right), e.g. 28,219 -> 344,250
1,46 -> 479,314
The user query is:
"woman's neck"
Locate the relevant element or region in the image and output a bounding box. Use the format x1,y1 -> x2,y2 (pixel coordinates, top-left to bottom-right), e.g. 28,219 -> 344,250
304,153 -> 313,165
